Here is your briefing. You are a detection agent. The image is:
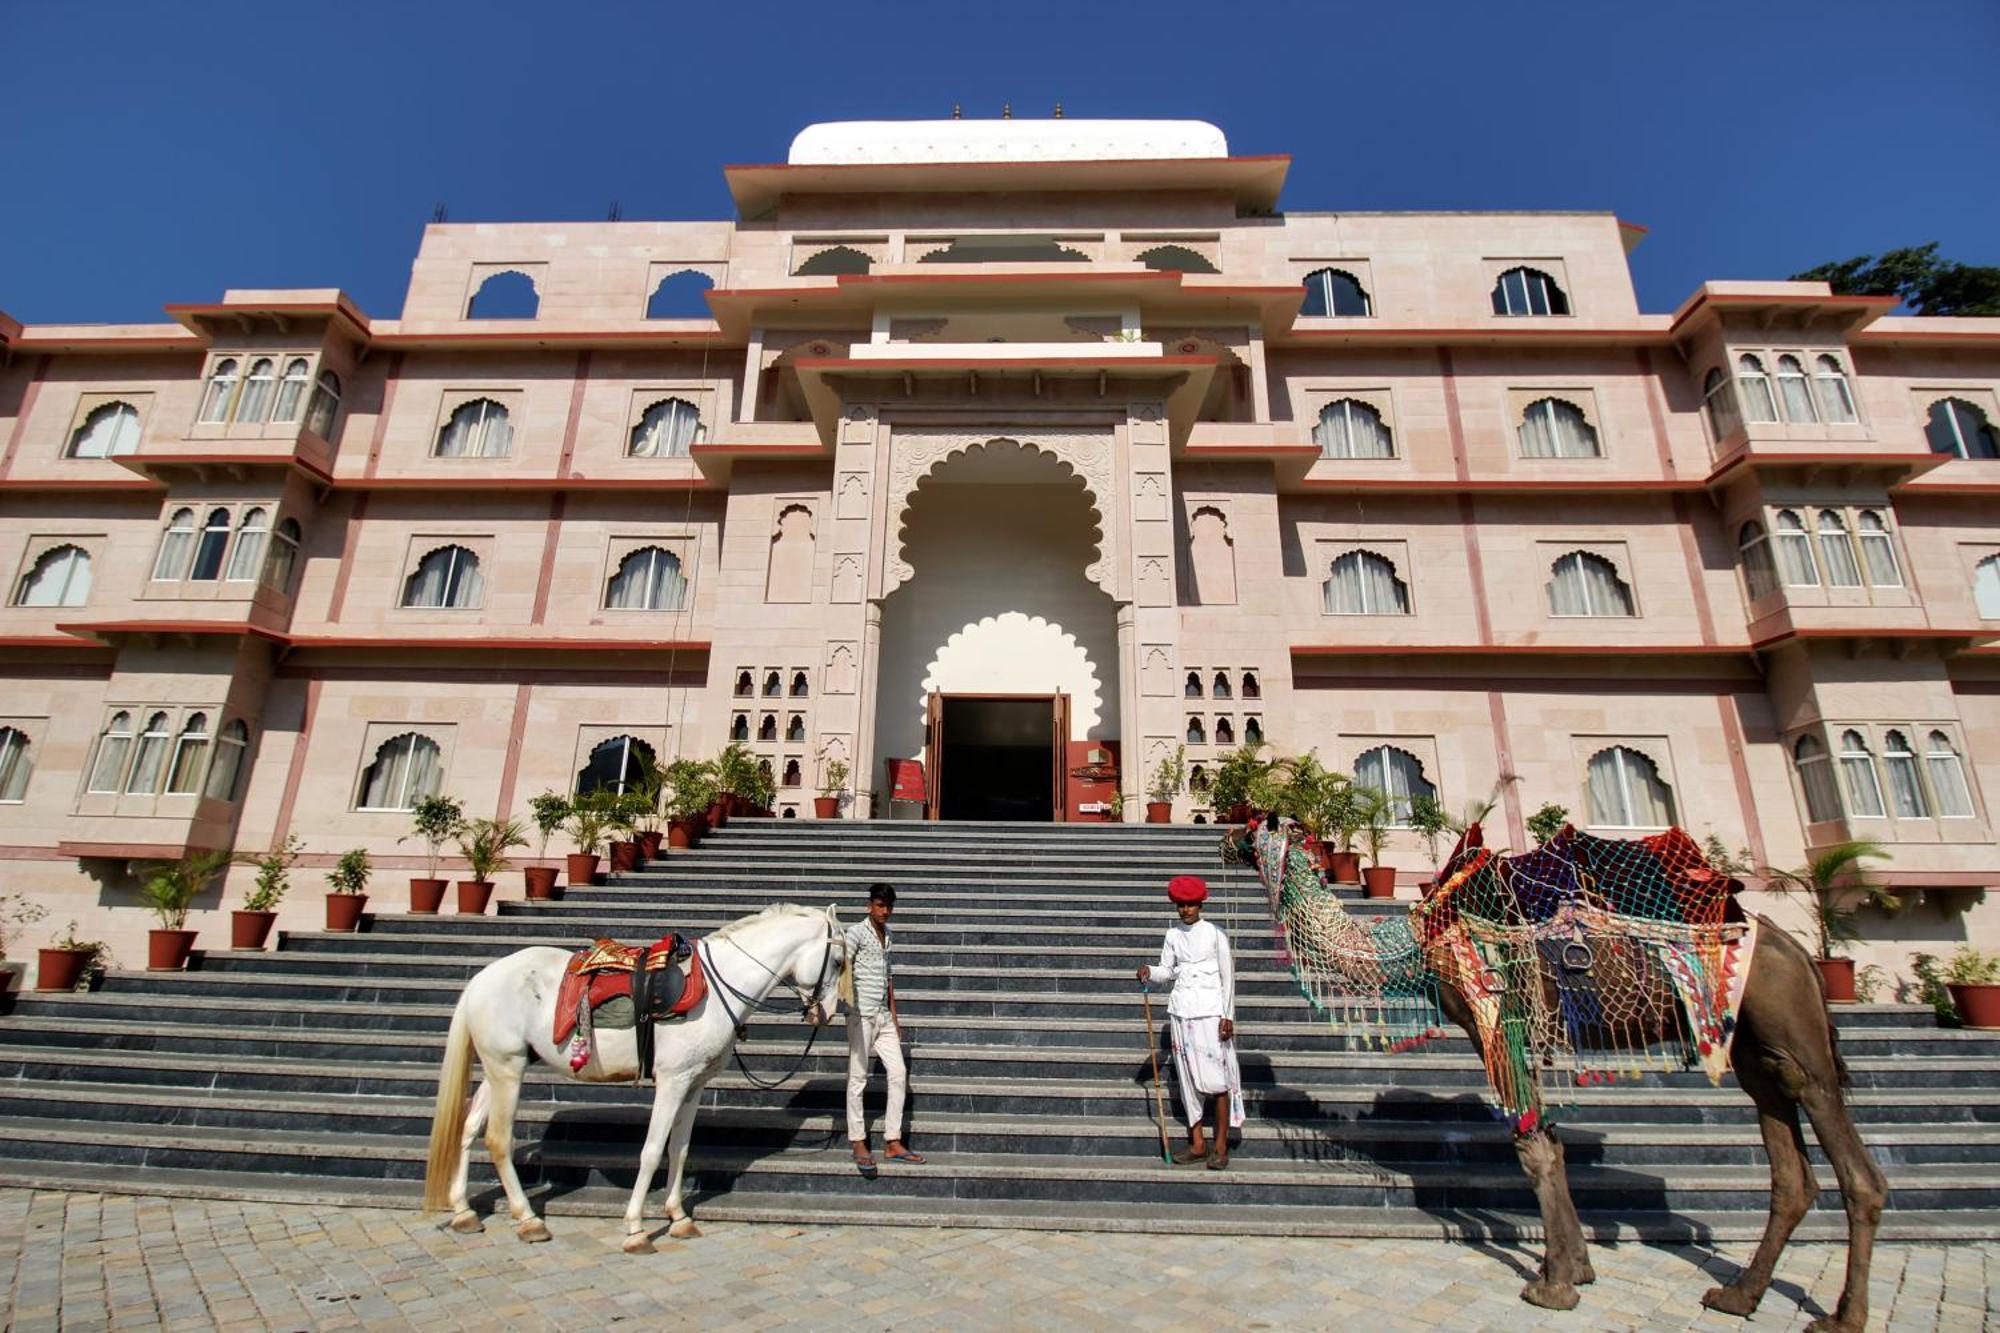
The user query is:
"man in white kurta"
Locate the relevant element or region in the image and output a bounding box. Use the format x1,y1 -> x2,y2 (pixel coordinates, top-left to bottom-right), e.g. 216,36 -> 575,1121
1137,875 -> 1244,1168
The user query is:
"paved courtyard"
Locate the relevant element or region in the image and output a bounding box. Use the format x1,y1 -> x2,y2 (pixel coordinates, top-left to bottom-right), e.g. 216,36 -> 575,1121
0,1189 -> 1991,1331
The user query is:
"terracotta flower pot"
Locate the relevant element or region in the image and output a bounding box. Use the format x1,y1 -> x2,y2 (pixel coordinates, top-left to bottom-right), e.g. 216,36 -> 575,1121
1326,851 -> 1362,884
1362,866 -> 1398,899
522,866 -> 559,900
230,909 -> 277,950
1226,803 -> 1252,824
36,947 -> 92,991
456,880 -> 493,915
1948,982 -> 2000,1030
639,830 -> 665,859
813,796 -> 839,819
408,877 -> 447,914
609,840 -> 640,873
565,853 -> 600,887
668,817 -> 700,849
325,893 -> 367,931
1145,801 -> 1172,824
1815,957 -> 1857,1003
147,928 -> 198,971
706,799 -> 728,829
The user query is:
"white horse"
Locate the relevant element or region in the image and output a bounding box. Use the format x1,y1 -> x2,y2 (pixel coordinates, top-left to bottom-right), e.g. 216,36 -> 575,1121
422,902 -> 845,1252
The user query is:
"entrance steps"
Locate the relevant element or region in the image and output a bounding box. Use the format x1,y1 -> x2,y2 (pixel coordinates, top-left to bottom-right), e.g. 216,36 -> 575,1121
1,819 -> 1996,1241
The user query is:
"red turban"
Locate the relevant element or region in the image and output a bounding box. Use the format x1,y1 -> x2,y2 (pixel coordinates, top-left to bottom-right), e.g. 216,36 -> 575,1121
1167,875 -> 1208,904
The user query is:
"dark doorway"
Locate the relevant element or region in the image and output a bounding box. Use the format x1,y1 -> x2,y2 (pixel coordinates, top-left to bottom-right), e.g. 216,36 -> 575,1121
934,695 -> 1057,821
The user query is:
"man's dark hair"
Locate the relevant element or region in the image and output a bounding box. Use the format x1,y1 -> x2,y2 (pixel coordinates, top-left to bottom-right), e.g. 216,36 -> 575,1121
868,882 -> 897,906
1264,811 -> 1279,832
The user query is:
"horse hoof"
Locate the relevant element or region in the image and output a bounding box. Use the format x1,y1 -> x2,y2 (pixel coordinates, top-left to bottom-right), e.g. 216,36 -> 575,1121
1520,1278 -> 1580,1312
621,1231 -> 659,1255
446,1210 -> 484,1235
667,1217 -> 701,1240
1576,1261 -> 1597,1286
515,1219 -> 552,1244
1700,1284 -> 1760,1318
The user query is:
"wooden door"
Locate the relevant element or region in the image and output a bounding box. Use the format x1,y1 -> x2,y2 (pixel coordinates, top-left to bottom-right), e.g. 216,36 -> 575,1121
923,690 -> 943,821
1052,693 -> 1070,822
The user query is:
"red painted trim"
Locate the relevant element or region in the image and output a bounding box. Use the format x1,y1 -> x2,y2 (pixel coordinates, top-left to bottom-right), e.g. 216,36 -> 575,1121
795,354 -> 1218,373
270,677 -> 322,843
688,443 -> 826,457
1181,445 -> 1320,460
1436,347 -> 1470,484
1714,693 -> 1768,869
1855,328 -> 2000,346
1293,476 -> 1705,494
1635,348 -> 1680,479
530,493 -> 566,625
362,351 -> 402,480
493,682 -> 534,821
1706,449 -> 1945,487
114,452 -> 336,485
283,634 -> 712,653
1292,642 -> 1746,657
837,272 -> 1181,290
56,619 -> 286,644
1456,495 -> 1496,645
1671,493 -> 1719,647
1283,325 -> 1673,345
9,334 -> 205,353
0,354 -> 51,478
1293,672 -> 1759,693
1669,290 -> 1897,333
329,475 -> 710,492
1753,626 -> 1995,648
1486,691 -> 1527,849
324,492 -> 367,624
368,328 -> 728,348
56,840 -> 215,860
1894,480 -> 2000,496
276,663 -> 710,685
556,348 -> 592,480
0,476 -> 164,493
0,635 -> 106,650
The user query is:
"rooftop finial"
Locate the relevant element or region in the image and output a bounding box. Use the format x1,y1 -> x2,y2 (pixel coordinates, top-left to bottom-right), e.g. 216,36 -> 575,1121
1053,102 -> 1063,119
952,102 -> 961,119
1002,102 -> 1011,120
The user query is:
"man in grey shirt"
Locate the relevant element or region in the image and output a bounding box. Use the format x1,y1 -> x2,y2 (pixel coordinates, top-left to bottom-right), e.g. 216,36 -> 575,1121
845,882 -> 923,1171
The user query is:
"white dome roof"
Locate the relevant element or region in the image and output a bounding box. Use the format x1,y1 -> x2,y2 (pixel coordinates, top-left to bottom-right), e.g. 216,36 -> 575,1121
787,119 -> 1229,166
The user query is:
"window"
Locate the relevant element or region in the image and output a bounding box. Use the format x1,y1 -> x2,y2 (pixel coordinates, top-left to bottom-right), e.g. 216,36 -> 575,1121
730,714 -> 750,743
205,719 -> 247,801
1547,551 -> 1633,617
577,735 -> 656,797
1519,397 -> 1601,458
274,358 -> 311,421
1738,521 -> 1778,601
401,545 -> 483,609
199,358 -> 240,423
646,269 -> 715,319
1856,511 -> 1901,588
1186,717 -> 1206,745
1794,734 -> 1840,823
1702,369 -> 1742,440
1977,555 -> 2000,618
1185,671 -> 1203,699
785,714 -> 806,743
224,508 -> 270,582
1584,745 -> 1676,827
1927,731 -> 1975,819
435,398 -> 513,458
1354,744 -> 1437,823
1882,729 -> 1929,818
1214,718 -> 1235,746
14,544 -> 92,607
1491,267 -> 1568,316
1189,765 -> 1210,795
1775,355 -> 1817,423
1241,672 -> 1260,699
604,546 -> 687,611
151,508 -> 197,582
790,672 -> 810,697
1138,245 -> 1218,275
763,671 -> 782,697
237,358 -> 276,423
264,518 -> 302,593
1926,398 -> 2000,459
1244,717 -> 1263,745
629,398 -> 704,458
1324,550 -> 1410,615
1816,509 -> 1861,587
357,732 -> 443,811
125,711 -> 172,795
1312,398 -> 1394,459
1771,510 -> 1819,587
758,714 -> 778,742
1837,729 -> 1886,819
66,401 -> 141,458
1736,355 -> 1777,423
467,270 -> 539,319
1212,672 -> 1232,700
1814,355 -> 1857,423
1300,268 -> 1371,317
165,712 -> 210,795
782,759 -> 803,788
734,671 -> 754,697
86,712 -> 134,794
189,508 -> 232,581
0,726 -> 31,802
305,371 -> 341,439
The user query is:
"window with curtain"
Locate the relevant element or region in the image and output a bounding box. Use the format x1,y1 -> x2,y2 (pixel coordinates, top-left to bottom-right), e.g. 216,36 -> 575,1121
1491,267 -> 1569,316
604,546 -> 687,611
1738,522 -> 1778,601
1771,509 -> 1819,586
205,719 -> 248,801
86,712 -> 134,794
263,519 -> 301,594
1213,672 -> 1232,700
1735,355 -> 1777,423
576,735 -> 656,797
189,508 -> 232,581
165,713 -> 210,795
357,732 -> 443,810
199,358 -> 240,423
628,397 -> 704,458
0,726 -> 32,802
1299,268 -> 1372,317
401,546 -> 483,608
1546,551 -> 1634,617
1837,729 -> 1886,819
1354,744 -> 1437,823
1793,734 -> 1841,823
1856,511 -> 1901,587
14,545 -> 92,607
1881,729 -> 1929,818
434,398 -> 513,458
1702,369 -> 1742,440
1925,730 -> 1975,818
1519,397 -> 1602,458
1925,398 -> 2000,459
1584,745 -> 1676,827
1816,509 -> 1861,587
1814,355 -> 1858,423
66,401 -> 141,458
1186,717 -> 1206,745
151,508 -> 197,581
237,358 -> 276,423
224,508 -> 270,582
1324,550 -> 1411,614
274,358 -> 311,421
1977,555 -> 2000,618
1775,355 -> 1817,423
1312,398 -> 1394,459
125,711 -> 172,795
305,371 -> 341,439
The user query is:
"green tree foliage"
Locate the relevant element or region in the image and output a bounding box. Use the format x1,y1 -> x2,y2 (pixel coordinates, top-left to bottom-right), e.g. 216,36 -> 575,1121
1792,243 -> 2000,316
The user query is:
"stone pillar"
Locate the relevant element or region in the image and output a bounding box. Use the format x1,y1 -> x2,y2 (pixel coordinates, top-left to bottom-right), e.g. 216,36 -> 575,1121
852,599 -> 885,815
1115,602 -> 1139,821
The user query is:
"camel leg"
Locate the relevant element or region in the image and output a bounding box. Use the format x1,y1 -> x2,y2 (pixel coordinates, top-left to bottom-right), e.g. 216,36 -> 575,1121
446,1080 -> 493,1233
661,1091 -> 706,1240
480,1059 -> 549,1243
621,1075 -> 691,1253
1515,1128 -> 1591,1310
1796,1076 -> 1887,1333
1701,1052 -> 1817,1318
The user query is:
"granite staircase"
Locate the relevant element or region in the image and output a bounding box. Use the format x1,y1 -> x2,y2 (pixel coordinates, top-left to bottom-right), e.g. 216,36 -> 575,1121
2,820 -> 1999,1241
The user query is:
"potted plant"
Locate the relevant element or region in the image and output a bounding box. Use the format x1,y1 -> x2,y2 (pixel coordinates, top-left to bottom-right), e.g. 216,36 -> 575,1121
604,789 -> 647,873
1526,802 -> 1570,846
37,920 -> 107,991
454,816 -> 525,915
713,742 -> 759,819
325,847 -> 370,931
0,893 -> 49,995
1944,948 -> 2000,1030
630,764 -> 668,860
523,791 -> 569,900
1106,789 -> 1126,824
1209,743 -> 1271,824
741,758 -> 778,818
664,758 -> 715,848
1406,793 -> 1452,894
232,835 -> 300,949
1145,745 -> 1187,824
815,753 -> 850,820
1763,839 -> 1894,1003
137,847 -> 232,970
563,790 -> 612,886
1358,786 -> 1398,898
400,793 -> 464,914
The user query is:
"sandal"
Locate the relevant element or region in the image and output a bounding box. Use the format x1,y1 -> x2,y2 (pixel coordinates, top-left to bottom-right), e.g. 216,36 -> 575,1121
851,1149 -> 878,1178
884,1148 -> 927,1165
1170,1145 -> 1208,1166
1206,1152 -> 1230,1172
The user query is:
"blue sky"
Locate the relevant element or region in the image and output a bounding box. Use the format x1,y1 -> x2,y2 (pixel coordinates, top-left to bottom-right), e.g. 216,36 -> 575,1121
2,0 -> 1995,323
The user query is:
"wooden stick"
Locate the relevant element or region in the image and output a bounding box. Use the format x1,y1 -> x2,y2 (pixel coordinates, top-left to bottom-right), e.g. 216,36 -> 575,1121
1140,986 -> 1172,1164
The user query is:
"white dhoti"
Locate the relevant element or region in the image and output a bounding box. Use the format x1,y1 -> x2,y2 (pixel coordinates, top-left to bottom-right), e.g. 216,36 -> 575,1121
1166,1013 -> 1244,1127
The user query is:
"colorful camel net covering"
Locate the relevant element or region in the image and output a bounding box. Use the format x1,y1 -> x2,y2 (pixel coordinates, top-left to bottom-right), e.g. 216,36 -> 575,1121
1224,824 -> 1756,1131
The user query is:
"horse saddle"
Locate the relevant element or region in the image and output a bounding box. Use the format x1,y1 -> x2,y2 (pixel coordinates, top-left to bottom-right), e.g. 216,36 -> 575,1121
554,935 -> 706,1073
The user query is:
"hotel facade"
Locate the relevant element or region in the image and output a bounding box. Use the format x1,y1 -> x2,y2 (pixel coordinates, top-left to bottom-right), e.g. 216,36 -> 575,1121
2,119 -> 1997,979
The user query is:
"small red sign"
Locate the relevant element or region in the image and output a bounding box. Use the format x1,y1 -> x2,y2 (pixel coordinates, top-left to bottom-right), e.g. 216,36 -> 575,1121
885,757 -> 927,803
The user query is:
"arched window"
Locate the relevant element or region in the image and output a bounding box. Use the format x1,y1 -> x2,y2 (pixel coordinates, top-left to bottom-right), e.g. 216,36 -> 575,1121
356,732 -> 443,811
793,246 -> 873,277
1855,511 -> 1901,588
1300,268 -> 1372,317
274,358 -> 311,421
1926,398 -> 2000,459
730,714 -> 750,742
189,507 -> 232,581
263,518 -> 302,594
205,719 -> 248,801
757,758 -> 774,785
1814,355 -> 1857,423
1519,397 -> 1601,458
125,711 -> 172,795
466,270 -> 539,319
224,508 -> 270,582
401,545 -> 483,608
1241,672 -> 1260,699
1214,718 -> 1235,746
604,546 -> 687,611
628,397 -> 703,457
434,398 -> 513,458
790,671 -> 810,697
1189,765 -> 1210,795
785,714 -> 806,743
305,371 -> 341,439
1976,554 -> 2000,618
1491,267 -> 1569,316
1927,731 -> 1975,818
758,714 -> 778,742
86,711 -> 134,794
1702,368 -> 1742,440
1793,734 -> 1841,823
1186,717 -> 1206,745
14,544 -> 92,607
165,712 -> 210,795
1882,729 -> 1929,818
1546,551 -> 1634,617
1212,672 -> 1232,700
734,671 -> 755,697
1244,717 -> 1263,745
646,269 -> 714,319
1312,398 -> 1394,459
1775,355 -> 1817,423
1816,509 -> 1861,587
1772,509 -> 1819,587
782,759 -> 803,788
763,671 -> 782,697
576,735 -> 656,797
1137,245 -> 1219,275
1584,745 -> 1676,827
1355,744 -> 1438,823
1735,355 -> 1777,423
0,726 -> 32,802
237,358 -> 277,423
1837,729 -> 1886,819
199,358 -> 240,423
1324,550 -> 1411,615
1185,671 -> 1203,699
151,508 -> 197,582
1738,521 -> 1778,601
65,401 -> 141,458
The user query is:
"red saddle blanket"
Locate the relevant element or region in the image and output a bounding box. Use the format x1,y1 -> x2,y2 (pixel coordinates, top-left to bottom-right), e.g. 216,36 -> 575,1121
552,935 -> 706,1047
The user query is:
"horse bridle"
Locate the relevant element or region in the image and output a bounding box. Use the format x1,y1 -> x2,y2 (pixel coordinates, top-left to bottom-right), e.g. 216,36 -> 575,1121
697,921 -> 841,1091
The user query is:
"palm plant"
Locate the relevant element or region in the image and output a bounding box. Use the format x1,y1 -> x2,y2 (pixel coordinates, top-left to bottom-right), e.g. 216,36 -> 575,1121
137,848 -> 233,930
1406,793 -> 1452,873
1763,839 -> 1895,961
1208,742 -> 1272,817
457,817 -> 528,883
1356,786 -> 1395,868
564,790 -> 615,858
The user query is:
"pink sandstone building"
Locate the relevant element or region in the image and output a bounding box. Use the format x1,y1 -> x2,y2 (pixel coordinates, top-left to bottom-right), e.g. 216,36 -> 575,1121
2,118 -> 1997,982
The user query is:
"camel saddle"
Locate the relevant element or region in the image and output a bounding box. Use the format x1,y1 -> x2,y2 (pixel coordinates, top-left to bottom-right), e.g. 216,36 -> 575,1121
554,934 -> 706,1074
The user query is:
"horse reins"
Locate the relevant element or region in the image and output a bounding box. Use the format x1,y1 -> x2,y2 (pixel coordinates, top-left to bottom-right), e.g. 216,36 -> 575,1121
697,925 -> 840,1091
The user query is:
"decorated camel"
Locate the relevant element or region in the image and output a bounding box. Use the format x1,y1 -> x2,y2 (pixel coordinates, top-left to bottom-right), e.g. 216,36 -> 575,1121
1224,817 -> 1886,1333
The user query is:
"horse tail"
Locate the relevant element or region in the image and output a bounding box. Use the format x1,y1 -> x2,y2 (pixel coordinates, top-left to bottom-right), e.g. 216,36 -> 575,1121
422,995 -> 476,1212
